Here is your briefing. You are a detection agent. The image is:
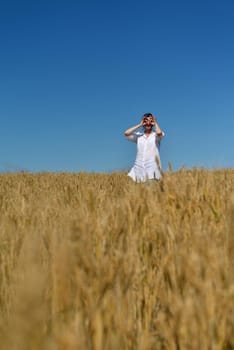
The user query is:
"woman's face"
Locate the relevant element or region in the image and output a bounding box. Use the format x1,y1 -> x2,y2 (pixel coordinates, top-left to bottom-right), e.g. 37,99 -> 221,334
143,116 -> 153,129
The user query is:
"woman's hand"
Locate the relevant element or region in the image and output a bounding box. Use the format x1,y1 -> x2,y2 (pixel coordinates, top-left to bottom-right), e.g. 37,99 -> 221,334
141,116 -> 146,127
151,115 -> 157,126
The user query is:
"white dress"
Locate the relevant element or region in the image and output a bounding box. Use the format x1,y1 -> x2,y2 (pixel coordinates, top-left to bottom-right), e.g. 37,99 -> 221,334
126,131 -> 164,182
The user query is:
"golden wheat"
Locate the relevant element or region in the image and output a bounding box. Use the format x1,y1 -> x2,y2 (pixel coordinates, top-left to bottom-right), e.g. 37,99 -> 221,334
0,169 -> 233,349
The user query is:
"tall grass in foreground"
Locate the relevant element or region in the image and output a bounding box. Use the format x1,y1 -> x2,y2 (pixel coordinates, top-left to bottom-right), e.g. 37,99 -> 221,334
0,169 -> 234,349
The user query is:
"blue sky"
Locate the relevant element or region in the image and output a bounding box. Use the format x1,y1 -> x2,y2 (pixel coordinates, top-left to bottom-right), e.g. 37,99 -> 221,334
1,0 -> 233,173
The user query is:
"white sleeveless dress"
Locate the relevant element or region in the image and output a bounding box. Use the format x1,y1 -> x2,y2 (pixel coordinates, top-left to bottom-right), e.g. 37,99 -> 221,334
126,131 -> 164,182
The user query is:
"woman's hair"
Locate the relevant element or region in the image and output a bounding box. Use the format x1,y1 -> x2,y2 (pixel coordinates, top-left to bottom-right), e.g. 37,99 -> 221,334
143,113 -> 152,118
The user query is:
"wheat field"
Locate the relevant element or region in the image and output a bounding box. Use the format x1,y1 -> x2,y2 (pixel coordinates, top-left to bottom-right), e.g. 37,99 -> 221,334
0,168 -> 234,350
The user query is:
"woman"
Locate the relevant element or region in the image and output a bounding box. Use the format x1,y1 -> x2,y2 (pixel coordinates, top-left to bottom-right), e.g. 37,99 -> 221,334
124,113 -> 165,182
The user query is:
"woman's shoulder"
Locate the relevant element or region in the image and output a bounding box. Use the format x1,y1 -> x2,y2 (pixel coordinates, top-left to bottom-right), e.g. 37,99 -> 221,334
135,131 -> 144,136
126,131 -> 143,143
